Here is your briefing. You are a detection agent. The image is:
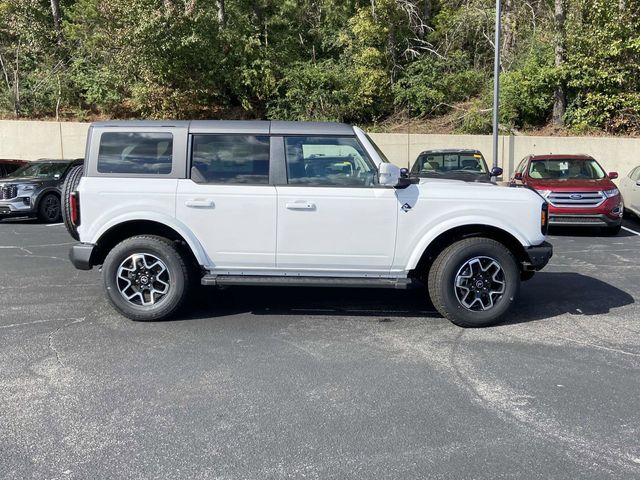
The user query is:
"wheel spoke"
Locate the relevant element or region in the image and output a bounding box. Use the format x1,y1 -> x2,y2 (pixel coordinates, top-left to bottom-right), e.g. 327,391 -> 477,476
115,253 -> 171,308
454,256 -> 506,312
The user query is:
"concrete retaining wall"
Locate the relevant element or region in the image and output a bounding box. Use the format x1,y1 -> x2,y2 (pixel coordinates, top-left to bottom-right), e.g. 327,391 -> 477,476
1,120 -> 638,180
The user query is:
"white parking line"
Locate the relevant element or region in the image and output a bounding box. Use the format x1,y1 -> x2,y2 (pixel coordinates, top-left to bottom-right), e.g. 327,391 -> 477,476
46,223 -> 64,227
622,226 -> 640,236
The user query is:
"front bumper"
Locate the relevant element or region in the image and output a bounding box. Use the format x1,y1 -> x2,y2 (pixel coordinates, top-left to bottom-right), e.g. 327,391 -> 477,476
523,241 -> 553,271
0,198 -> 35,217
69,243 -> 96,270
549,213 -> 621,227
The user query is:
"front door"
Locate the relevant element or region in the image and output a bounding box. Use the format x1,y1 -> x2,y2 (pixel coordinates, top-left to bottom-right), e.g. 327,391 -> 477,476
275,135 -> 397,273
176,134 -> 276,270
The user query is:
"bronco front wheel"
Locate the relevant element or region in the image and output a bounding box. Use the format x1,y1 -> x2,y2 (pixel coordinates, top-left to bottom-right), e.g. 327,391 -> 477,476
428,238 -> 520,328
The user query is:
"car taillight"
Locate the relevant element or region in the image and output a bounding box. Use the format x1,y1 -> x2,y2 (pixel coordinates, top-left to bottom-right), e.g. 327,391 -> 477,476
70,191 -> 80,226
541,202 -> 549,235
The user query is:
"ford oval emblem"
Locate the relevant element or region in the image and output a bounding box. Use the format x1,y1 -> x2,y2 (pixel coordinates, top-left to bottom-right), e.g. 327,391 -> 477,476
570,194 -> 583,200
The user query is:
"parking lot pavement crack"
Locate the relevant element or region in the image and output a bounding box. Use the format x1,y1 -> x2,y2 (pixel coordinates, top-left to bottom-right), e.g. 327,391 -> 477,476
46,317 -> 87,369
556,335 -> 640,358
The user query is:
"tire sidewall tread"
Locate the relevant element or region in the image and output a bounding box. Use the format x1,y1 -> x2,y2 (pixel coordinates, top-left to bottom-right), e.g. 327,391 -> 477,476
103,235 -> 192,321
61,165 -> 84,240
428,237 -> 520,328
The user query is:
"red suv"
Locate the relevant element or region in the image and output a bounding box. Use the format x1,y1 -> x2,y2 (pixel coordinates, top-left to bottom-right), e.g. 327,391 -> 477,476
510,154 -> 623,234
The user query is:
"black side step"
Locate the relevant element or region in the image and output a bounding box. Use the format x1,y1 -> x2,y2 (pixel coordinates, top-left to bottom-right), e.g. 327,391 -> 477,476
201,275 -> 420,290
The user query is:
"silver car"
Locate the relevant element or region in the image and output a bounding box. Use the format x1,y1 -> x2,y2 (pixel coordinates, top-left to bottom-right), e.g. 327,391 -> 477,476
620,166 -> 640,217
0,159 -> 83,223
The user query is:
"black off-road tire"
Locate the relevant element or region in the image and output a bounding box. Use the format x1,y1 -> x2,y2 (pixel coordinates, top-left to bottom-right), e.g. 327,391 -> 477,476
61,164 -> 84,240
37,193 -> 62,223
103,235 -> 192,321
427,237 -> 520,328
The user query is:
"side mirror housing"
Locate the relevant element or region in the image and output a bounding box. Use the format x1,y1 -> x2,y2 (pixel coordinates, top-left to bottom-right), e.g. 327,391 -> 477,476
490,167 -> 503,178
514,172 -> 523,181
378,162 -> 401,186
378,163 -> 418,188
608,172 -> 618,180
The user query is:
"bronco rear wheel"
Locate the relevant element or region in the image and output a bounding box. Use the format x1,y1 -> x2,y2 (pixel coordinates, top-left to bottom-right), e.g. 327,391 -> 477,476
428,237 -> 520,328
103,235 -> 192,321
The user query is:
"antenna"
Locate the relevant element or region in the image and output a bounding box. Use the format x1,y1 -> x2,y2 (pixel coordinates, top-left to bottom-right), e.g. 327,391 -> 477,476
407,119 -> 411,170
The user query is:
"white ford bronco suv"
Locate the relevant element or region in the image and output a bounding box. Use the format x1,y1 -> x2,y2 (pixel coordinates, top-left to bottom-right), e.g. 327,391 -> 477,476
65,121 -> 552,327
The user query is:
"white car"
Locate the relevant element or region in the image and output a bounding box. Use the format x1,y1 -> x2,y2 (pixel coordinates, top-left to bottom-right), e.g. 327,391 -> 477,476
64,121 -> 552,327
620,165 -> 640,217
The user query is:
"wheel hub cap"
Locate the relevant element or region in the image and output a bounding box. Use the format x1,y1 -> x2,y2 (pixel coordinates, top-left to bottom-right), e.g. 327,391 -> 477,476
454,256 -> 506,311
116,253 -> 170,307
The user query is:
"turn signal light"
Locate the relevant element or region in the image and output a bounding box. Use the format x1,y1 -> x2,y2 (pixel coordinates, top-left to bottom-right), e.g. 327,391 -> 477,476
541,203 -> 549,235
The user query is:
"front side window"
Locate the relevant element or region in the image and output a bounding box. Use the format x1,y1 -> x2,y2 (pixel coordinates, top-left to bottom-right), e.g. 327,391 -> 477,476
285,136 -> 377,187
191,135 -> 270,185
97,132 -> 173,175
528,159 -> 606,180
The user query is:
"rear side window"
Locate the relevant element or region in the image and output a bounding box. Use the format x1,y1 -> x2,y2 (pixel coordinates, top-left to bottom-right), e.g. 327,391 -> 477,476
191,135 -> 270,184
97,132 -> 173,175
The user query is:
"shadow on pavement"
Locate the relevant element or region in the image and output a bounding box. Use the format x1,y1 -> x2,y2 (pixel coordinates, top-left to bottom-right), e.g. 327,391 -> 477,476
180,285 -> 436,321
178,271 -> 634,325
504,272 -> 635,325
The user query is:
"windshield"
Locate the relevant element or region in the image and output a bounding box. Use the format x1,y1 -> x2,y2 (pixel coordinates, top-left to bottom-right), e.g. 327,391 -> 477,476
529,159 -> 605,180
10,161 -> 69,179
412,152 -> 488,176
364,134 -> 390,163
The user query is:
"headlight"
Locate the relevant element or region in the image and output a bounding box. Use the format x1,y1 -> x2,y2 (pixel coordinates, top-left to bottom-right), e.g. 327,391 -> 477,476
17,184 -> 38,193
602,188 -> 619,198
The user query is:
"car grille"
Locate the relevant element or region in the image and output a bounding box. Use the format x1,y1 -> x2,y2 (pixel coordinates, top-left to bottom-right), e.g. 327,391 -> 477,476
549,215 -> 606,225
547,191 -> 604,208
0,184 -> 17,200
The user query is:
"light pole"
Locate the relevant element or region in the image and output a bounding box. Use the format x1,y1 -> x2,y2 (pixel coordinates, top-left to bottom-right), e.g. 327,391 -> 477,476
491,0 -> 502,180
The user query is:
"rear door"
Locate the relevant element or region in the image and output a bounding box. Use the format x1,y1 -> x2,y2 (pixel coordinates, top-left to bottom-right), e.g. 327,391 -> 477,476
274,135 -> 397,273
176,133 -> 277,270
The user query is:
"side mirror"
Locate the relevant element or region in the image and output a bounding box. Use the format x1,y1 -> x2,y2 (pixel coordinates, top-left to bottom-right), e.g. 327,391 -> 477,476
378,162 -> 401,186
514,172 -> 523,181
378,163 -> 418,188
490,167 -> 503,177
608,172 -> 618,180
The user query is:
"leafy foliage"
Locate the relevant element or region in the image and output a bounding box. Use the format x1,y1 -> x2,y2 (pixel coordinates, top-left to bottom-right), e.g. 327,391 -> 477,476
0,0 -> 638,135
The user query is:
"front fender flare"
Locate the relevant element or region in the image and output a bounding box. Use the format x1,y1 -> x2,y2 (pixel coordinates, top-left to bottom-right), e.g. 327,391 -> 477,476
405,216 -> 530,271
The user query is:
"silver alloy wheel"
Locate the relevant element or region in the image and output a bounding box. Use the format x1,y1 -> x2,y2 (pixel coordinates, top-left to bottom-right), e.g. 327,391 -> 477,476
116,253 -> 171,307
454,256 -> 506,311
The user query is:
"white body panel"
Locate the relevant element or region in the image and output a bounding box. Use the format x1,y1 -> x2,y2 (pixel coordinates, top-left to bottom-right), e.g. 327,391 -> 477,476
78,177 -> 211,266
175,181 -> 277,269
275,186 -> 397,272
395,179 -> 546,271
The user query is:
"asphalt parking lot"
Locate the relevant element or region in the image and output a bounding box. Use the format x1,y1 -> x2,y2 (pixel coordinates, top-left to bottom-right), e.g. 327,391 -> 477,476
1,218 -> 639,479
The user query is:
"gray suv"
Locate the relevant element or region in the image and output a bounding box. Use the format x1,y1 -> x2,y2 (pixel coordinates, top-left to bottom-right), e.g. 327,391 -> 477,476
0,159 -> 83,223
